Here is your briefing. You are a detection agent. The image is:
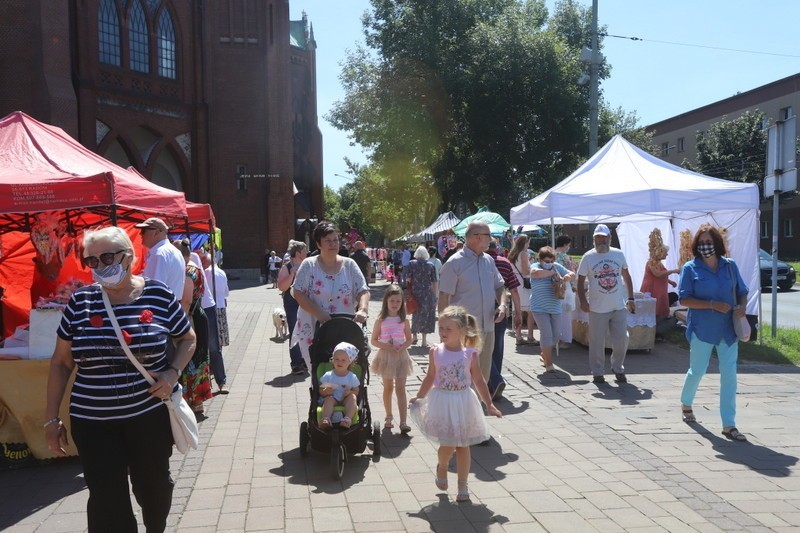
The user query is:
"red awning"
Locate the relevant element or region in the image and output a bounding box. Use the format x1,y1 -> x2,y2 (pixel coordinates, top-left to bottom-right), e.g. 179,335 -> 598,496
0,111 -> 186,225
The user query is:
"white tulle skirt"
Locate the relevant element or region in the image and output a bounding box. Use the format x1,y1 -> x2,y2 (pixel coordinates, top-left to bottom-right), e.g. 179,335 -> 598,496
409,387 -> 490,447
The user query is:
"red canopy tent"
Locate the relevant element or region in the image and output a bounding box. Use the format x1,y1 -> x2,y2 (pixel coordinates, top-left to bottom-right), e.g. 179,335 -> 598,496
0,111 -> 214,336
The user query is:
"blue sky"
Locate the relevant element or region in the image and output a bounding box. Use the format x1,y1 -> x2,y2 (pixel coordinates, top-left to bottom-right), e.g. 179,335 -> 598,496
291,1 -> 800,192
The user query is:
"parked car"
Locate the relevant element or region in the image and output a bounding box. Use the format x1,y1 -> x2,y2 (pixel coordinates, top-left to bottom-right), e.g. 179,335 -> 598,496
759,249 -> 796,291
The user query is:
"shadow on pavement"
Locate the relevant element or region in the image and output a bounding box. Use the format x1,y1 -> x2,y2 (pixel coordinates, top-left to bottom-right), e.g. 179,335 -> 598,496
590,382 -> 654,405
379,427 -> 413,457
270,448 -> 372,493
471,438 -> 519,482
689,423 -> 799,477
536,368 -> 591,387
408,494 -> 509,531
0,458 -> 85,530
264,372 -> 308,388
494,399 -> 530,416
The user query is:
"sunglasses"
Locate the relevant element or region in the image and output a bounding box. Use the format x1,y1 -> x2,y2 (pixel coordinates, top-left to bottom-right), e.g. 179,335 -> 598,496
82,250 -> 126,269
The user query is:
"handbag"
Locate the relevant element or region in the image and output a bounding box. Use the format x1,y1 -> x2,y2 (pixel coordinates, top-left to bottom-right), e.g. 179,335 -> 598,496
511,260 -> 531,289
101,290 -> 199,453
553,277 -> 567,300
728,261 -> 751,342
562,281 -> 576,312
405,277 -> 419,314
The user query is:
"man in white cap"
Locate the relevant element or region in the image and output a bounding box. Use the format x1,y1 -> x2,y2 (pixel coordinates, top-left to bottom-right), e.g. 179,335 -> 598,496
135,217 -> 185,298
577,224 -> 635,384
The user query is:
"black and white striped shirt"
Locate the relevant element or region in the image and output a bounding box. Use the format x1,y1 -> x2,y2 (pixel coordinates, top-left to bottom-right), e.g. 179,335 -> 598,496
57,280 -> 191,420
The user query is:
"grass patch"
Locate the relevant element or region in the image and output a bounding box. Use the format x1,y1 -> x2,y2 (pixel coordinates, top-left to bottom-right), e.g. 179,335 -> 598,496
787,260 -> 799,272
664,324 -> 800,366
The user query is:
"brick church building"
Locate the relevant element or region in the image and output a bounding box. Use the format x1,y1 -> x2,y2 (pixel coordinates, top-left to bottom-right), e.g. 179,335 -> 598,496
0,0 -> 322,272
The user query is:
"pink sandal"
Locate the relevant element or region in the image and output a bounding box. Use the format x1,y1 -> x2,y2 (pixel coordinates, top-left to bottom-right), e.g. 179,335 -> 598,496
319,417 -> 332,429
340,416 -> 352,429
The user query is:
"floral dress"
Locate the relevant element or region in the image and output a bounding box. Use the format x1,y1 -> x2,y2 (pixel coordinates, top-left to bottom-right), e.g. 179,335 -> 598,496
405,259 -> 437,334
181,264 -> 213,407
409,344 -> 490,446
290,257 -> 368,368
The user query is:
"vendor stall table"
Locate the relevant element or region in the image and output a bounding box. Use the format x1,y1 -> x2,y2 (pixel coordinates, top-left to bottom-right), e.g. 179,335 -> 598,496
0,360 -> 77,464
572,296 -> 656,351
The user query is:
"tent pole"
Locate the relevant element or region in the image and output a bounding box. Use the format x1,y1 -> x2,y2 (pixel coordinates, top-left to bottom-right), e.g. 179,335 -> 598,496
550,218 -> 555,247
209,220 -> 217,299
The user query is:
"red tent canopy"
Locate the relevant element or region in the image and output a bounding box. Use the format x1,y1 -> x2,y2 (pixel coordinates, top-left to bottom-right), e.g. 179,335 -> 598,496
0,112 -> 218,336
0,111 -> 186,231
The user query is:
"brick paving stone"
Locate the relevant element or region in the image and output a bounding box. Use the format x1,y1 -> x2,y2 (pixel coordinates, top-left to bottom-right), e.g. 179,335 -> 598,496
501,522 -> 548,533
4,280 -> 800,532
603,507 -> 659,529
536,512 -> 600,532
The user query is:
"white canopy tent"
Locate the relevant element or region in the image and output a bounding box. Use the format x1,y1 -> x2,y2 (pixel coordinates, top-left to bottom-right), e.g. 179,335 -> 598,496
510,135 -> 761,313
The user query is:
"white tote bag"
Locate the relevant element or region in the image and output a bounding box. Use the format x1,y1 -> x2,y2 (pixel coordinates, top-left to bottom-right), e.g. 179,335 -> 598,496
101,290 -> 199,453
562,282 -> 576,312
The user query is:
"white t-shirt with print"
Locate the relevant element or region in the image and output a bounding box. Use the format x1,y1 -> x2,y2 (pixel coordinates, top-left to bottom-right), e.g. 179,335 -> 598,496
577,248 -> 629,313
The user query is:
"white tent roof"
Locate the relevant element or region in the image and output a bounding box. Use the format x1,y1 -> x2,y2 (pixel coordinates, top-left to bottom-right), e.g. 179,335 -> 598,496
510,134 -> 762,315
510,135 -> 759,225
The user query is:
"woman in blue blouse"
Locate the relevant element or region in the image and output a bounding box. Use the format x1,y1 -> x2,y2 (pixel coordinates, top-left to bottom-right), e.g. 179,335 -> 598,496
678,224 -> 748,441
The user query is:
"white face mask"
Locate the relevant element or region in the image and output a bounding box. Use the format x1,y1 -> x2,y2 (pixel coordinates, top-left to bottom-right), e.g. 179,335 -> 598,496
541,262 -> 554,270
92,258 -> 129,287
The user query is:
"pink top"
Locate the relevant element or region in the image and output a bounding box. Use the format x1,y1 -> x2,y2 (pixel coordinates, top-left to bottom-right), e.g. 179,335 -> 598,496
378,316 -> 406,345
433,344 -> 477,391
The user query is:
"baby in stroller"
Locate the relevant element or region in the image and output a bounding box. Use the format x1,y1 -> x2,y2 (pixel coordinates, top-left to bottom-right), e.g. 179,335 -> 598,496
318,342 -> 360,429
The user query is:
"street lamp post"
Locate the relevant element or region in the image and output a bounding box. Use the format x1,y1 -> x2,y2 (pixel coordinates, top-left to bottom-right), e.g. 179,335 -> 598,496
589,0 -> 599,156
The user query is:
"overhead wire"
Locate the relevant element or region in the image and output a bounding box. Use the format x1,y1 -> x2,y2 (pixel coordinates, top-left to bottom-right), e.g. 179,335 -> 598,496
600,32 -> 800,59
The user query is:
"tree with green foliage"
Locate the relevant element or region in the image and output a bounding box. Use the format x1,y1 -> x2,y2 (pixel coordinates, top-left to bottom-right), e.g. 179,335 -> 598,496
328,0 -> 644,232
683,110 -> 767,188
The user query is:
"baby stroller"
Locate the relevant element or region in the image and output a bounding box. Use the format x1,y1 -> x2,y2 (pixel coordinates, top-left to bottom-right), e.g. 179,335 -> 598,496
298,315 -> 381,479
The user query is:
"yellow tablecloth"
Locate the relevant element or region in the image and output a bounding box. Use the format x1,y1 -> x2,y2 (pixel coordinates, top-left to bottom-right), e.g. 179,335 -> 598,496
0,360 -> 77,460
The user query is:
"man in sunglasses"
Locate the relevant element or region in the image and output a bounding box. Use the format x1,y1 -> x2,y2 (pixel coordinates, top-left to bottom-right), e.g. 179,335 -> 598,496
134,218 -> 185,300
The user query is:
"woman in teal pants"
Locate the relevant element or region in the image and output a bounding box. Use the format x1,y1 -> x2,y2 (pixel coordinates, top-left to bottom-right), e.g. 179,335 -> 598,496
678,224 -> 749,442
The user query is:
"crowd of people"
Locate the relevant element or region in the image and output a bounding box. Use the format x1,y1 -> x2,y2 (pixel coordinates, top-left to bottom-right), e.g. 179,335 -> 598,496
42,218 -> 750,528
261,220 -> 731,503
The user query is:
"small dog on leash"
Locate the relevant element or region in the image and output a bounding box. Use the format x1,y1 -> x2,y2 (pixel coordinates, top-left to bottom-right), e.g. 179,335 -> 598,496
273,307 -> 288,338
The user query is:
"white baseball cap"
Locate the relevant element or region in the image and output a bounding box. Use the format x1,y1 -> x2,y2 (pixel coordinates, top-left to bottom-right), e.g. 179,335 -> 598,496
593,224 -> 611,237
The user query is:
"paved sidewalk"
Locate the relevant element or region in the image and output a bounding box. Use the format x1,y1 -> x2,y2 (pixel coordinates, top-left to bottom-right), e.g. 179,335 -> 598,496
2,280 -> 800,532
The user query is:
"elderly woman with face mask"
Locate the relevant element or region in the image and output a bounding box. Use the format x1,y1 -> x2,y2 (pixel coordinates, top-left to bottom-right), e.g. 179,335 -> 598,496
45,226 -> 196,533
530,246 -> 575,372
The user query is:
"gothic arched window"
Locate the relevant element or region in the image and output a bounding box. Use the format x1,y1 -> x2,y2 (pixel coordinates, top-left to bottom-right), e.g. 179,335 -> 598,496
98,0 -> 121,66
157,9 -> 176,79
129,0 -> 150,73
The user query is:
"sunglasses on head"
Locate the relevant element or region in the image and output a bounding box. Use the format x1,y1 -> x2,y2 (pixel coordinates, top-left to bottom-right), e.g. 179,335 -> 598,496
82,250 -> 126,269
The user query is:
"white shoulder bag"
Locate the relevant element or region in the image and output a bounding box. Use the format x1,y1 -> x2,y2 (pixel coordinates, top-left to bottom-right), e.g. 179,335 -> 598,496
101,289 -> 199,453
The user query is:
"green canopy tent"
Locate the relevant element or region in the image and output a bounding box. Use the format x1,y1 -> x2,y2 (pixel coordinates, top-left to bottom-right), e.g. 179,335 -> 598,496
452,207 -> 511,237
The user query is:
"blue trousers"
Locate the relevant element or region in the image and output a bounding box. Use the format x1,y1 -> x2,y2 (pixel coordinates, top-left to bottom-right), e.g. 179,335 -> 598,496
487,317 -> 507,392
680,333 -> 738,428
283,292 -> 304,370
204,306 -> 226,386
